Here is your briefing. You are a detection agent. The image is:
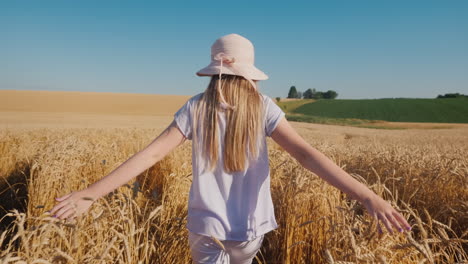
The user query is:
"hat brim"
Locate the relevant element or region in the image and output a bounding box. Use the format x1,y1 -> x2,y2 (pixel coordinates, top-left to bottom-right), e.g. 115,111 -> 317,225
196,62 -> 269,80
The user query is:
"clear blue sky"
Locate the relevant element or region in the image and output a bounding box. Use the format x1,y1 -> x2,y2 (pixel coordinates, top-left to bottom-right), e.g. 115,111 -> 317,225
1,0 -> 467,99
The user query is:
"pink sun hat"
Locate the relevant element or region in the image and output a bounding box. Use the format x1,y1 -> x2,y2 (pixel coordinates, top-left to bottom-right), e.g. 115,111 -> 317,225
196,33 -> 269,90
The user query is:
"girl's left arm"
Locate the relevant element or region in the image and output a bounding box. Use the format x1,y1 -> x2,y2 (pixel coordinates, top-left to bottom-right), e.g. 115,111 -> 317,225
271,117 -> 411,234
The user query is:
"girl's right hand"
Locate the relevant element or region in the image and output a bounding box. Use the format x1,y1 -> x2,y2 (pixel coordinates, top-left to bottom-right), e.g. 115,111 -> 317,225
361,194 -> 411,234
49,190 -> 95,220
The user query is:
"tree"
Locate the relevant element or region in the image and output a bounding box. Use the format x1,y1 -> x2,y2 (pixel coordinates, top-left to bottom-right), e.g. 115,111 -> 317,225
287,86 -> 298,98
288,86 -> 338,99
303,88 -> 313,99
437,93 -> 467,98
323,90 -> 338,99
313,91 -> 323,99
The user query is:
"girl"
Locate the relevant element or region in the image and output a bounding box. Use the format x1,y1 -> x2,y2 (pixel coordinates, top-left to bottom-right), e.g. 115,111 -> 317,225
49,34 -> 411,264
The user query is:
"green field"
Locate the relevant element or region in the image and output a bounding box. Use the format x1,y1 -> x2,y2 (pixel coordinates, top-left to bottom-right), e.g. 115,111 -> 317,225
287,98 -> 468,123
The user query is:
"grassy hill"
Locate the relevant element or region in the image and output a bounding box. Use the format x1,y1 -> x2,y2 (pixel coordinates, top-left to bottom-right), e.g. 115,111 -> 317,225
276,97 -> 468,128
289,98 -> 468,123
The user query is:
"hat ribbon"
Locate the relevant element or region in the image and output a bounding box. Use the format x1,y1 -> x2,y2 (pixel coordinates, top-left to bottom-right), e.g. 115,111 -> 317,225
213,52 -> 257,110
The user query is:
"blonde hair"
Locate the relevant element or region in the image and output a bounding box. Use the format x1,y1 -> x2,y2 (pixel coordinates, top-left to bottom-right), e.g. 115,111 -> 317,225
192,74 -> 264,173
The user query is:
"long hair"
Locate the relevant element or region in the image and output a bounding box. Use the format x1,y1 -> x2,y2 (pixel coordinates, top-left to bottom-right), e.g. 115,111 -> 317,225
192,74 -> 264,173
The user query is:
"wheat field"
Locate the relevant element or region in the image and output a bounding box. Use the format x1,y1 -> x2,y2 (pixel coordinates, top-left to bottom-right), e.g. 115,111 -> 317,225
0,91 -> 467,263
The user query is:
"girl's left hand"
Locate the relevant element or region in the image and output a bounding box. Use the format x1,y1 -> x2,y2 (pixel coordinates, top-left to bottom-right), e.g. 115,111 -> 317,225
48,190 -> 95,220
361,194 -> 411,234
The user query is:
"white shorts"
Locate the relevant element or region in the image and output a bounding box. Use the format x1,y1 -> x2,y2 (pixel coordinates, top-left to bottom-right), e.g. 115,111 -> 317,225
188,231 -> 265,264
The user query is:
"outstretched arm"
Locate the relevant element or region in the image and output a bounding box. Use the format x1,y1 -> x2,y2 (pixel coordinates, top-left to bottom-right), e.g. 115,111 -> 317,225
271,117 -> 411,234
49,120 -> 186,220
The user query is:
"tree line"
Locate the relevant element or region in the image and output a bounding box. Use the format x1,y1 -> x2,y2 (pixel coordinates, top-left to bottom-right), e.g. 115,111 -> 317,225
287,86 -> 338,99
436,93 -> 468,98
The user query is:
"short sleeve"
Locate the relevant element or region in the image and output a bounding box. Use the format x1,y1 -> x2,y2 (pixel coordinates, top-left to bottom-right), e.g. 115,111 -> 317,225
264,96 -> 286,137
174,99 -> 193,140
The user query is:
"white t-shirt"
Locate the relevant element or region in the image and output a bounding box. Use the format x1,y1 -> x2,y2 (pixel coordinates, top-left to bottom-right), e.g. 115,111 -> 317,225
174,92 -> 285,241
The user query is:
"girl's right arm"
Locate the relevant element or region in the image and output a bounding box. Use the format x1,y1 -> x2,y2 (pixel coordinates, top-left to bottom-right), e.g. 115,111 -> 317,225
271,117 -> 411,234
49,120 -> 186,220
